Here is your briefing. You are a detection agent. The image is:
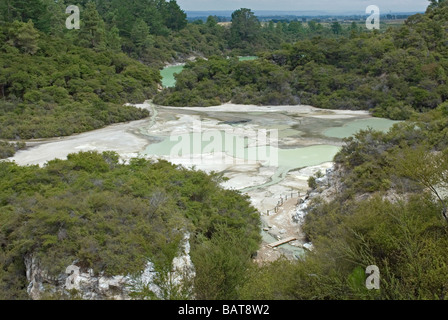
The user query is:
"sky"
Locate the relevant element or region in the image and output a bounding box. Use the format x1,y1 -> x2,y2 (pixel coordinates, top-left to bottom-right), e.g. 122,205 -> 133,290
176,0 -> 430,13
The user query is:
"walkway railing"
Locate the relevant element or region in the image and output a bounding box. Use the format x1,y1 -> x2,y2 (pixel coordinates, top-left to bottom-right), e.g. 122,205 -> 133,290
266,191 -> 303,216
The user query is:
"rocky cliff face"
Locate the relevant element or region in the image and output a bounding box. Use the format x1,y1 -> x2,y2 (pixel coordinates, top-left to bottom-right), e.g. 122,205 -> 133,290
293,164 -> 343,224
292,164 -> 346,251
25,234 -> 195,300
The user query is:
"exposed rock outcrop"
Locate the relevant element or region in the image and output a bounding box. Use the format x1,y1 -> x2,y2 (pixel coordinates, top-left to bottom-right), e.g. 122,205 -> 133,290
293,164 -> 343,224
290,164 -> 347,251
25,234 -> 195,300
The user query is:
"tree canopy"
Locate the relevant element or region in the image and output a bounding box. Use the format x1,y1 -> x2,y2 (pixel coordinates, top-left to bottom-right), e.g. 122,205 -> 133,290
0,21 -> 160,142
156,5 -> 448,120
0,152 -> 260,299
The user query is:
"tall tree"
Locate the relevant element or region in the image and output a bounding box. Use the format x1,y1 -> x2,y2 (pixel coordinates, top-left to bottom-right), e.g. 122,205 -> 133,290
164,0 -> 187,31
0,0 -> 46,24
142,4 -> 168,36
130,19 -> 152,53
428,0 -> 448,9
308,20 -> 318,32
206,16 -> 218,29
229,8 -> 261,49
288,21 -> 304,35
394,145 -> 448,223
331,22 -> 342,35
106,26 -> 122,52
78,1 -> 106,50
7,20 -> 40,55
40,0 -> 67,36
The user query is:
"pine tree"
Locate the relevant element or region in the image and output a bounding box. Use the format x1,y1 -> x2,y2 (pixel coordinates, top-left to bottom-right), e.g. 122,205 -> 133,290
41,0 -> 67,36
0,0 -> 46,24
428,0 -> 448,9
8,20 -> 40,55
331,22 -> 342,35
106,26 -> 122,52
229,8 -> 261,49
79,2 -> 106,50
206,16 -> 218,29
131,19 -> 151,53
164,0 -> 187,31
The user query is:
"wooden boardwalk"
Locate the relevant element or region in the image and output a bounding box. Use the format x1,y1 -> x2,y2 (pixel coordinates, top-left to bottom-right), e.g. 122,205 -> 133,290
267,237 -> 297,248
266,191 -> 302,216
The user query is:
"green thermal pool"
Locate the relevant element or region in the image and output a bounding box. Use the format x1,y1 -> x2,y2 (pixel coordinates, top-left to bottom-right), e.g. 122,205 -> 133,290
323,118 -> 399,139
160,64 -> 185,88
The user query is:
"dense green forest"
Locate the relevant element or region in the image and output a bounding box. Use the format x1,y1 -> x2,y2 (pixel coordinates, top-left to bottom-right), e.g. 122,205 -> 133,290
0,23 -> 160,139
156,5 -> 448,121
0,0 -> 362,159
0,17 -> 160,158
0,152 -> 260,299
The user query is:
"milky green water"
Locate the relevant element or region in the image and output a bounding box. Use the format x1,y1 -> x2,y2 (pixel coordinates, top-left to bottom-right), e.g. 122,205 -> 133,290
144,128 -> 340,196
157,62 -> 399,193
238,56 -> 258,61
323,118 -> 398,139
155,60 -> 398,259
160,64 -> 185,88
145,107 -> 396,173
145,130 -> 340,167
240,145 -> 340,193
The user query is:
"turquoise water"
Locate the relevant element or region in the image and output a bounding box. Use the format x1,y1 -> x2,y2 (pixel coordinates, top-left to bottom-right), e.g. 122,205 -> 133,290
277,145 -> 340,168
160,64 -> 184,88
145,116 -> 393,171
238,56 -> 258,61
323,118 -> 398,139
143,114 -> 397,195
157,62 -> 399,191
145,129 -> 340,195
240,145 -> 340,193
